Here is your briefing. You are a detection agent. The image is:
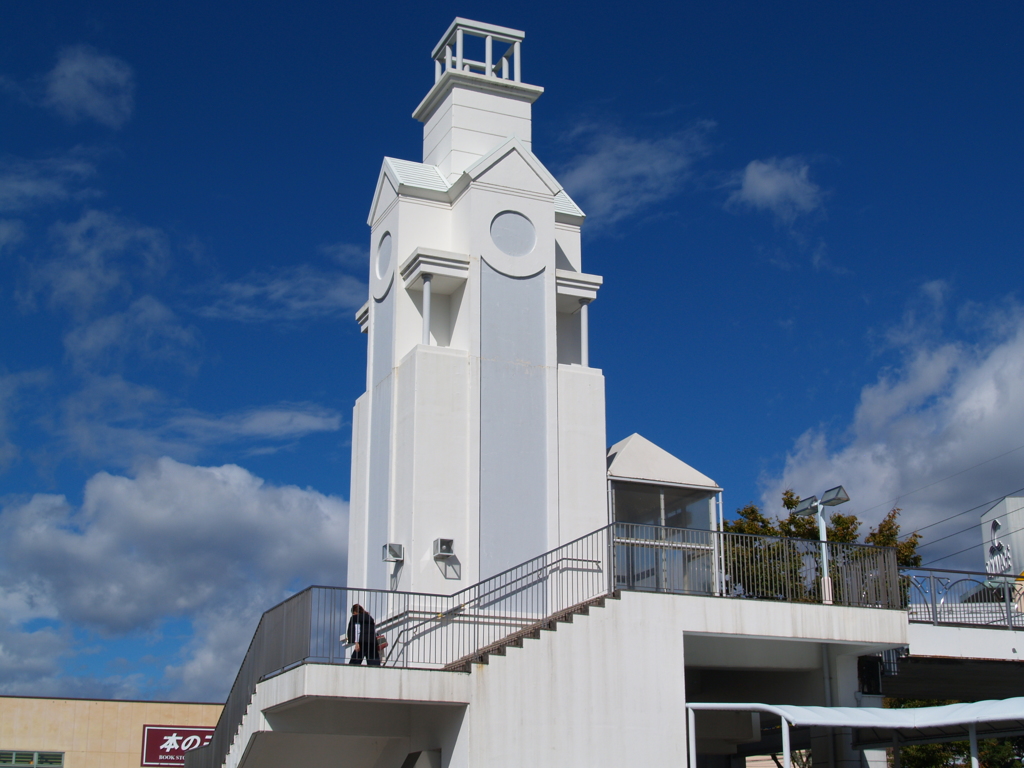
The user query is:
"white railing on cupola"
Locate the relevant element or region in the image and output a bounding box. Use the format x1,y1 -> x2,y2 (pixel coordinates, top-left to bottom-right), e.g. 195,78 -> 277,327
431,18 -> 524,83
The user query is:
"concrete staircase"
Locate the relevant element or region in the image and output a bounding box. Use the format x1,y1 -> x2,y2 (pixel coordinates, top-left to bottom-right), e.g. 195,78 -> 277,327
443,590 -> 620,672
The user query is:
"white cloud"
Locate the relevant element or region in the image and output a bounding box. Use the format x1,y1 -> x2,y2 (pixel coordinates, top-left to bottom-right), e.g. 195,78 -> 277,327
0,458 -> 348,699
0,614 -> 71,694
166,406 -> 341,442
0,154 -> 96,213
29,209 -> 168,316
197,265 -> 367,322
53,375 -> 341,468
319,241 -> 368,271
558,121 -> 714,226
63,296 -> 200,372
728,157 -> 823,224
760,288 -> 1024,569
44,46 -> 135,129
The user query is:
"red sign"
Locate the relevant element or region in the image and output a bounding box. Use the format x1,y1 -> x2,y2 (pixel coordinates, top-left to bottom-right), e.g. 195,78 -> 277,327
141,725 -> 215,766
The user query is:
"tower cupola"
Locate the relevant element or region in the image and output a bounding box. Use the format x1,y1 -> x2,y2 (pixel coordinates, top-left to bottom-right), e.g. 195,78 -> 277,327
413,19 -> 544,182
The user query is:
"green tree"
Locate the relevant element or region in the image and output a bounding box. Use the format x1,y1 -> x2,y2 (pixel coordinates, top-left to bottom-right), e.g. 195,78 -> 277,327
723,492 -> 920,606
865,507 -> 922,567
725,492 -> 919,561
726,503 -> 780,536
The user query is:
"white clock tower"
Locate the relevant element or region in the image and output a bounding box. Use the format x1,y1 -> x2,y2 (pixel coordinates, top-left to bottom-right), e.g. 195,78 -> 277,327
348,18 -> 607,594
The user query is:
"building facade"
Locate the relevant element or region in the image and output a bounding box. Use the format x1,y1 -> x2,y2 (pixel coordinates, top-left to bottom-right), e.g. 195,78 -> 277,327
12,17 -> 1016,768
0,696 -> 220,768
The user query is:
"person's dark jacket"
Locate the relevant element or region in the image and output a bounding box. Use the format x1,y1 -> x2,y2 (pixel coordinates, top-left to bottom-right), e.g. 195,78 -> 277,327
346,611 -> 380,660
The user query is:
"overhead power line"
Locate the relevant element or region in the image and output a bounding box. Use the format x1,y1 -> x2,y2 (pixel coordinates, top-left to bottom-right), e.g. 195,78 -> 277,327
855,442 -> 1024,522
916,498 -> 1024,550
922,507 -> 1024,567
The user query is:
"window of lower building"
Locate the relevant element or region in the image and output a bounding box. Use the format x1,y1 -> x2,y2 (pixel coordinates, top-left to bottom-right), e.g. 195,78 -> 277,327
0,753 -> 64,766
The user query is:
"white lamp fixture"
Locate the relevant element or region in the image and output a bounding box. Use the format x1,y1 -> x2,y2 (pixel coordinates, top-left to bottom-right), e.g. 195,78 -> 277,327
792,496 -> 819,517
821,485 -> 850,507
433,538 -> 455,559
793,486 -> 851,606
382,543 -> 405,562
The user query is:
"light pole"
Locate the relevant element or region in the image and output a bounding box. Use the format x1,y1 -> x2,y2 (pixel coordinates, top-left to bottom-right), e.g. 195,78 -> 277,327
793,485 -> 850,605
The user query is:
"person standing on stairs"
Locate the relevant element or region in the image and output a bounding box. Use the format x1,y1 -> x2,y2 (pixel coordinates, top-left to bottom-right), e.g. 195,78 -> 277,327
347,604 -> 381,666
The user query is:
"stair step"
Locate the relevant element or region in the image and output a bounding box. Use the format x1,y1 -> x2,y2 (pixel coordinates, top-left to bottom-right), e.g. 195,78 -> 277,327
441,590 -> 617,672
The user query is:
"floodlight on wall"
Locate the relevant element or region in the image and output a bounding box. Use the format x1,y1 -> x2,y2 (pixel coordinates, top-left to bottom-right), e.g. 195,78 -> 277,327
382,543 -> 404,562
821,486 -> 850,507
793,496 -> 819,517
433,538 -> 455,559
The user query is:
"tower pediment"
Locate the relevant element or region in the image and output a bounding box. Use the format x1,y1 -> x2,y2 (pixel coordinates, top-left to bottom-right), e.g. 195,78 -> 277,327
460,136 -> 562,197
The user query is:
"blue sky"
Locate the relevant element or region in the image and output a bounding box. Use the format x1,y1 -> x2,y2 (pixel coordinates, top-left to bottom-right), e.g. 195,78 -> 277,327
1,1 -> 1023,700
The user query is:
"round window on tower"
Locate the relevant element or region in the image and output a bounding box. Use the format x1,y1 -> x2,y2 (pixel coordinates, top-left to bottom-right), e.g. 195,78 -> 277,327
490,211 -> 536,257
376,232 -> 393,279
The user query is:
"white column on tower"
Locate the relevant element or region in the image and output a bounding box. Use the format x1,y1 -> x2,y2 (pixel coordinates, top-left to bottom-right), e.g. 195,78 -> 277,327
580,299 -> 590,368
421,273 -> 432,346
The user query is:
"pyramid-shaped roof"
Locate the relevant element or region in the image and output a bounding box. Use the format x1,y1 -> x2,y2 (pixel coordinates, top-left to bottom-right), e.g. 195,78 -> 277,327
606,433 -> 720,490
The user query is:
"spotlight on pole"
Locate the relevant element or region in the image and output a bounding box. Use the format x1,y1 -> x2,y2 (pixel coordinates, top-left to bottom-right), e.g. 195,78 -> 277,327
793,495 -> 819,517
821,485 -> 850,507
793,486 -> 851,606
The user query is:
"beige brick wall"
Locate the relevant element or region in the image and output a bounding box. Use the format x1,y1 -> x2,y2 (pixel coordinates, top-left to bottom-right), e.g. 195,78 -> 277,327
0,697 -> 222,768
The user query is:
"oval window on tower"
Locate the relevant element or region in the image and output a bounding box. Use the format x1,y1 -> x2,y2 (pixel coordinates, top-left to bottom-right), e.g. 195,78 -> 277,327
376,232 -> 393,279
490,211 -> 536,257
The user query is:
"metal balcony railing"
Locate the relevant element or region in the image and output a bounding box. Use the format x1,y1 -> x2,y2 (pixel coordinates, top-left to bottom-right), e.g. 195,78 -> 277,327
186,524 -> 899,768
903,568 -> 1024,629
611,524 -> 901,608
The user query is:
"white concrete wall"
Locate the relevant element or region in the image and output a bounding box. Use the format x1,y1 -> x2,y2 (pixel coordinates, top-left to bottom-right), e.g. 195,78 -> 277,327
393,345 -> 472,592
366,286 -> 395,591
556,364 -> 608,542
478,262 -> 549,579
908,622 -> 1024,661
223,664 -> 472,768
554,225 -> 581,271
465,591 -> 689,767
346,393 -> 370,589
422,86 -> 533,182
678,595 -> 908,646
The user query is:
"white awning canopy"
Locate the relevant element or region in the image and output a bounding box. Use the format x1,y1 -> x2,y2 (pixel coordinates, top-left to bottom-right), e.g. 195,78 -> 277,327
769,698 -> 1024,729
687,698 -> 1024,765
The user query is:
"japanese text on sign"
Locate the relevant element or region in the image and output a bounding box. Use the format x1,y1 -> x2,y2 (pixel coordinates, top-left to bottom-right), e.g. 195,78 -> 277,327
141,725 -> 215,766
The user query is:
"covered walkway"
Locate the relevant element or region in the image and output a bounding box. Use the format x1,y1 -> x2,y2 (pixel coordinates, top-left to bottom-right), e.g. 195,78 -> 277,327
687,698 -> 1024,767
